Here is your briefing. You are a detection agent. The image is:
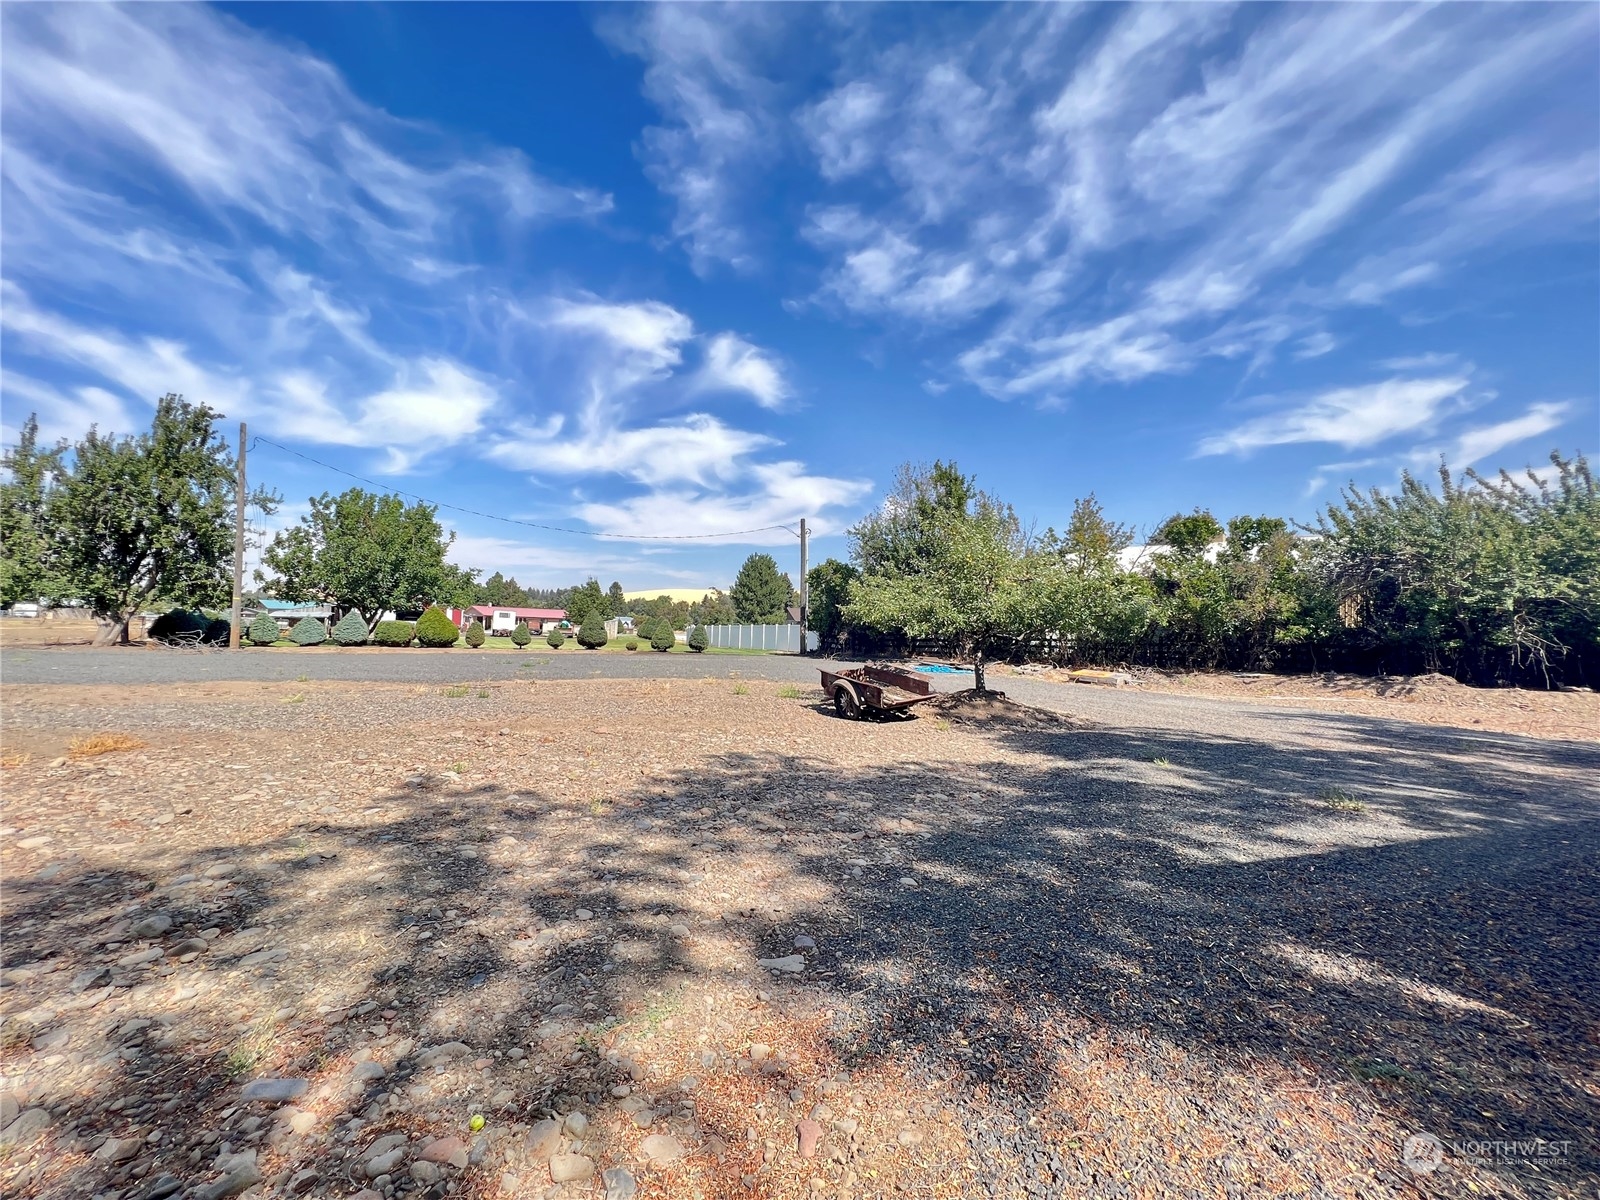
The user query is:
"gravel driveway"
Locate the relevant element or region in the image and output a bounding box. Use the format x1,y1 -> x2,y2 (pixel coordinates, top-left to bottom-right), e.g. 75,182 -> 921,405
2,657 -> 1596,1199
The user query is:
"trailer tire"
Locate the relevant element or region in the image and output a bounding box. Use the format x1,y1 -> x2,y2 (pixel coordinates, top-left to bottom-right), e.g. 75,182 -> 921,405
833,682 -> 862,720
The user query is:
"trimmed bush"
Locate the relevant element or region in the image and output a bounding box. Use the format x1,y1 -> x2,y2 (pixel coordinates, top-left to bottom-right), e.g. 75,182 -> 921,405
372,620 -> 415,647
688,624 -> 709,652
331,610 -> 369,646
289,616 -> 328,646
247,613 -> 282,646
203,616 -> 231,645
415,606 -> 460,648
465,620 -> 486,648
626,638 -> 639,651
576,616 -> 608,649
147,608 -> 208,644
650,623 -> 675,652
510,621 -> 532,648
546,627 -> 566,649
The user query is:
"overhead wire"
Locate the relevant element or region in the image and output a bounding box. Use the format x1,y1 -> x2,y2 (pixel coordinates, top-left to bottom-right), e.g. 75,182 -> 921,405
248,435 -> 802,541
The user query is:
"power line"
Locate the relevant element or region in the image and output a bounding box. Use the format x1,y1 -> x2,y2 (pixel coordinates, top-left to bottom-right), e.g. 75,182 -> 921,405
249,435 -> 802,542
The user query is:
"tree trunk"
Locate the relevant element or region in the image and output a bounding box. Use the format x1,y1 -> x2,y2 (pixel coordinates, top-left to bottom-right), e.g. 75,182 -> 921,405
95,617 -> 131,646
973,647 -> 987,693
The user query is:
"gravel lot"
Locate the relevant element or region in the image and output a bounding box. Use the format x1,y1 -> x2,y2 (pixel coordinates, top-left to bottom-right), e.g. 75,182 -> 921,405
1,660 -> 1596,1200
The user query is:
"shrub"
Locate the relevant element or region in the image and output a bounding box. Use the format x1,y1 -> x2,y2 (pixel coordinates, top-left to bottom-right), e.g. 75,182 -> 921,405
688,624 -> 709,653
465,620 -> 486,648
289,616 -> 328,646
546,627 -> 565,649
147,608 -> 208,644
372,620 -> 415,647
247,613 -> 282,646
331,610 -> 369,646
626,638 -> 639,651
510,621 -> 532,648
415,606 -> 460,648
651,623 -> 675,652
577,616 -> 608,649
203,616 -> 231,645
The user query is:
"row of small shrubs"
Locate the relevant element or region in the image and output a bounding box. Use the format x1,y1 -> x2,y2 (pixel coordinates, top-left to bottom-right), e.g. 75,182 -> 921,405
231,607 -> 720,652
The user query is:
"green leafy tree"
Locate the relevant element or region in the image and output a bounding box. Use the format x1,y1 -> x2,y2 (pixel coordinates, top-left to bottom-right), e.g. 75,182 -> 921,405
464,619 -> 486,648
0,415 -> 65,606
731,553 -> 793,623
261,488 -> 455,635
1041,494 -> 1136,575
847,468 -> 1031,692
577,614 -> 608,649
650,622 -> 675,652
546,627 -> 566,649
47,395 -> 278,644
247,613 -> 282,646
688,589 -> 735,626
607,580 -> 627,617
565,578 -> 606,628
415,605 -> 460,648
1153,509 -> 1224,557
510,621 -> 532,647
331,610 -> 369,646
289,616 -> 328,646
688,623 -> 709,652
850,460 -> 977,577
806,559 -> 860,650
477,571 -> 531,607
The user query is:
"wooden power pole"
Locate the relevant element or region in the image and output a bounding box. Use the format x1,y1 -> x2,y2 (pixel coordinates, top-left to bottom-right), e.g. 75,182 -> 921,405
798,517 -> 809,655
229,422 -> 246,649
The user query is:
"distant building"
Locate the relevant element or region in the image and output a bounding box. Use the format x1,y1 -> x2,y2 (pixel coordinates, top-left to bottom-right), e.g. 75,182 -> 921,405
443,605 -> 566,635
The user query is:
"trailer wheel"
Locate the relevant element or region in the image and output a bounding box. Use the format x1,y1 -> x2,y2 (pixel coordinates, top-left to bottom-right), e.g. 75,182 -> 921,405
833,682 -> 862,720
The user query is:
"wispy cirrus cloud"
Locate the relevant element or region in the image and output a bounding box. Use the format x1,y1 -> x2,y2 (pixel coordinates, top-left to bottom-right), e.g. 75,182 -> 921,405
1197,376 -> 1473,458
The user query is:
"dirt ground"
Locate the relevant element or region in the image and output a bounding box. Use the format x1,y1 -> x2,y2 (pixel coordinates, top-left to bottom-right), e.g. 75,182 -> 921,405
0,619 -> 141,648
993,664 -> 1600,743
1,679 -> 1596,1200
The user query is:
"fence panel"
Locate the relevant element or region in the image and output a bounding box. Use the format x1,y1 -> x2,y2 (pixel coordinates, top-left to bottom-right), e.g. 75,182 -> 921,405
702,624 -> 818,653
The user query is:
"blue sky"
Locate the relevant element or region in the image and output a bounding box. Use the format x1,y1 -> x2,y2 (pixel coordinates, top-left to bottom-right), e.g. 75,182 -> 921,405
2,3 -> 1596,591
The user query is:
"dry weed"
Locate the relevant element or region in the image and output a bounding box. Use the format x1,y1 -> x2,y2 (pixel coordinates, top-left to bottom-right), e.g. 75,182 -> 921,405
67,733 -> 146,759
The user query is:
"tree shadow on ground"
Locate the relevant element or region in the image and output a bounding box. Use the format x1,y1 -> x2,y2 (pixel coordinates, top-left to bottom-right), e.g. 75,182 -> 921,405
2,705 -> 1596,1199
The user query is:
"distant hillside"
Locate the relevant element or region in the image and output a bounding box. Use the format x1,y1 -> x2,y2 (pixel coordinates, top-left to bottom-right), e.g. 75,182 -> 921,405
623,587 -> 723,603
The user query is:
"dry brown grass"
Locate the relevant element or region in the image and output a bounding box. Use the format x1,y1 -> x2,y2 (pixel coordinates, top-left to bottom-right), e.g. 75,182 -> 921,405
1,751 -> 31,769
67,732 -> 146,759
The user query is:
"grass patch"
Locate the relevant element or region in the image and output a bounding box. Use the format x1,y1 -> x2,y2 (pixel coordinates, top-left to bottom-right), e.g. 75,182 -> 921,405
295,673 -> 309,683
1346,1058 -> 1427,1089
1150,756 -> 1172,767
224,1017 -> 279,1079
777,684 -> 803,699
476,688 -> 490,699
283,693 -> 306,705
450,760 -> 467,774
732,683 -> 750,695
933,717 -> 951,731
68,733 -> 145,759
1322,788 -> 1365,812
441,685 -> 471,698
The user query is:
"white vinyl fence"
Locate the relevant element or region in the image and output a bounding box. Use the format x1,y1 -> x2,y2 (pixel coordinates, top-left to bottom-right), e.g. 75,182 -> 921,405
703,624 -> 819,653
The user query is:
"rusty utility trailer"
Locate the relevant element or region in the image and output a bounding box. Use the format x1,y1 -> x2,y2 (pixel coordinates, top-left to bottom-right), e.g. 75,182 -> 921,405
819,664 -> 935,719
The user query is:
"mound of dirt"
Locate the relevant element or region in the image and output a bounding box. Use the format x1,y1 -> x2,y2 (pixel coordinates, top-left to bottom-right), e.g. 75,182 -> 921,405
929,688 -> 1096,730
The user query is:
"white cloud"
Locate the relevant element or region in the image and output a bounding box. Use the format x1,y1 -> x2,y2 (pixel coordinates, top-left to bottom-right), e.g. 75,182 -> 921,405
488,413 -> 774,490
1448,403 -> 1571,468
697,334 -> 791,409
1196,376 -> 1472,457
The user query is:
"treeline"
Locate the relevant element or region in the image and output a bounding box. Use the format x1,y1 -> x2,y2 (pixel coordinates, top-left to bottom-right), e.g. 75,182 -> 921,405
809,457 -> 1599,691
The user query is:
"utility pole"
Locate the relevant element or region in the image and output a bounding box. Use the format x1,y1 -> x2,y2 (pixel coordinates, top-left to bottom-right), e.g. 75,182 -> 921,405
798,517 -> 809,656
229,422 -> 246,649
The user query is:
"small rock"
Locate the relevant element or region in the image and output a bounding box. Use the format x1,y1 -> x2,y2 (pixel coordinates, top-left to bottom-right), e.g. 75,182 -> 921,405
30,1027 -> 69,1052
17,835 -> 52,850
602,1166 -> 638,1200
141,1172 -> 184,1199
190,1161 -> 262,1200
96,1135 -> 143,1162
898,877 -> 918,887
564,1112 -> 588,1137
896,1126 -> 924,1147
239,1078 -> 308,1103
70,966 -> 111,993
793,935 -> 816,950
349,1060 -> 387,1083
410,1161 -> 443,1185
420,1136 -> 468,1168
575,908 -> 595,921
287,1168 -> 320,1194
796,1119 -> 823,1158
749,1043 -> 771,1063
757,954 -> 805,973
0,1108 -> 50,1147
366,1133 -> 409,1158
524,1118 -> 562,1161
640,1133 -> 684,1164
549,1153 -> 594,1183
116,948 -> 163,968
131,913 -> 173,938
169,939 -> 209,957
365,1147 -> 405,1177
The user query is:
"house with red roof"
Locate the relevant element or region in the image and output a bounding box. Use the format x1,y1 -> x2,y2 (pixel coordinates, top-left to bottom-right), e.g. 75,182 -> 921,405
443,605 -> 566,636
